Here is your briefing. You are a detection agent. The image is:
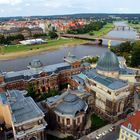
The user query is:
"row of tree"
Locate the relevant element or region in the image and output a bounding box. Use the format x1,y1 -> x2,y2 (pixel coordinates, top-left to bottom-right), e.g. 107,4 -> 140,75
111,41 -> 140,67
128,20 -> 140,24
0,34 -> 25,45
0,30 -> 58,45
67,21 -> 107,34
82,56 -> 99,64
26,83 -> 59,101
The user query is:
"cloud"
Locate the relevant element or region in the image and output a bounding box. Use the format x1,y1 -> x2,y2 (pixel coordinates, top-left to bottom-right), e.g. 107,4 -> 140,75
0,0 -> 22,5
0,0 -> 139,17
114,8 -> 129,13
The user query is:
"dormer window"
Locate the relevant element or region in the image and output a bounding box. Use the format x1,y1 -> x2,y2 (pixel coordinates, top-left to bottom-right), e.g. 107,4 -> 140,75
128,123 -> 132,129
138,129 -> 140,135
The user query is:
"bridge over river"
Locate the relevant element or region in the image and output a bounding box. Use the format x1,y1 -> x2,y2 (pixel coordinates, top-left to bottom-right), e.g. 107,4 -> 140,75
61,34 -> 139,43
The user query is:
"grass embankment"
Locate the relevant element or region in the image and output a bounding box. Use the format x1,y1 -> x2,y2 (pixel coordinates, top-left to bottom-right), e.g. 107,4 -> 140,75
90,23 -> 114,37
0,38 -> 88,60
128,23 -> 140,33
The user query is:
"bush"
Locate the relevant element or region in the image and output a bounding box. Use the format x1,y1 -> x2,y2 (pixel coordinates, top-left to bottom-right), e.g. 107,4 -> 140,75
89,32 -> 94,36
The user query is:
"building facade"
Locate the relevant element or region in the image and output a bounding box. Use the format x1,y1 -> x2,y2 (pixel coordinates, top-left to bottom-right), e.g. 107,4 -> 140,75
0,90 -> 47,140
44,88 -> 88,135
70,50 -> 136,122
119,111 -> 140,140
0,55 -> 83,94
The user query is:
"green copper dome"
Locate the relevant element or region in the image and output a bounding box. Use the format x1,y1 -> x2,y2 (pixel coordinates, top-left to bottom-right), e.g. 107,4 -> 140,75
96,51 -> 120,72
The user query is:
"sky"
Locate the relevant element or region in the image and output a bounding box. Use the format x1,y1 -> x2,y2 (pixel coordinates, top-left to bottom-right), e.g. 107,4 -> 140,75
0,0 -> 140,17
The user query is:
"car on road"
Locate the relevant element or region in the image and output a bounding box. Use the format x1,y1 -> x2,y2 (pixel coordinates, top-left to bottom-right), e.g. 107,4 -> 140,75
96,134 -> 102,139
108,127 -> 113,132
102,130 -> 107,136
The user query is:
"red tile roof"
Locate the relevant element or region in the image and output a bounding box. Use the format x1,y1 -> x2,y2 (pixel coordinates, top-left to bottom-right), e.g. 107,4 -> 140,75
122,111 -> 140,132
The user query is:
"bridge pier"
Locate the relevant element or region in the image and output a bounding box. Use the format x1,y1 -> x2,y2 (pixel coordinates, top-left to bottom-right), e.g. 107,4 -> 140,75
98,39 -> 103,45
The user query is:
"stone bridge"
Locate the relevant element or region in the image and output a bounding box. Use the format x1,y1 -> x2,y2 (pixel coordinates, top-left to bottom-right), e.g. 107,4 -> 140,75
61,34 -> 138,42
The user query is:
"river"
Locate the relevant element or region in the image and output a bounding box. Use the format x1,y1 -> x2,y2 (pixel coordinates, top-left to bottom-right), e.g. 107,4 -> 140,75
0,21 -> 138,72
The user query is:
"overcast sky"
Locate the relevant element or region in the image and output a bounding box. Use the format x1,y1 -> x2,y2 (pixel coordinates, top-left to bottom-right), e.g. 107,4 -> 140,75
0,0 -> 140,17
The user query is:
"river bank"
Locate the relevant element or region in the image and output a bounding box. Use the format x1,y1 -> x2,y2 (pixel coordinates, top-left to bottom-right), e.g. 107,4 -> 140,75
128,23 -> 140,33
90,23 -> 115,37
0,38 -> 88,60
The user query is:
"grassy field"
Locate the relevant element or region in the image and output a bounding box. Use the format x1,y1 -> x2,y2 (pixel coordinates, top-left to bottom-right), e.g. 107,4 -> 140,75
90,114 -> 108,131
0,38 -> 87,54
90,23 -> 114,37
128,23 -> 140,33
0,38 -> 88,60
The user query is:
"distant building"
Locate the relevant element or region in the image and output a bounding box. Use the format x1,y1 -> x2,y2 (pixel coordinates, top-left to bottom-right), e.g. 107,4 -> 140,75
0,54 -> 84,93
0,27 -> 43,38
119,111 -> 140,140
0,90 -> 47,140
20,38 -> 46,45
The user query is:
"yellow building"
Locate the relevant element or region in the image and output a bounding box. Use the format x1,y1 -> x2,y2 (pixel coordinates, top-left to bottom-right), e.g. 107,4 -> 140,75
0,90 -> 47,140
119,111 -> 140,140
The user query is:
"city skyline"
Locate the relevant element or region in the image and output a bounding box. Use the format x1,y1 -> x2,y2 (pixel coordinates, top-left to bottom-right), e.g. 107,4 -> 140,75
0,0 -> 140,17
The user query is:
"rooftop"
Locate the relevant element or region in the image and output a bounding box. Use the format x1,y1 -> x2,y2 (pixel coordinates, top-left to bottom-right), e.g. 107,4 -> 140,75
55,90 -> 88,117
96,51 -> 120,72
4,62 -> 71,82
122,111 -> 140,134
43,62 -> 71,73
0,90 -> 44,124
83,69 -> 128,90
64,52 -> 79,63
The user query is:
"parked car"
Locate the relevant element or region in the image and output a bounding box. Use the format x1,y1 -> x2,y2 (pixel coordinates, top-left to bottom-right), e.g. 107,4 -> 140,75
102,130 -> 107,136
96,134 -> 102,139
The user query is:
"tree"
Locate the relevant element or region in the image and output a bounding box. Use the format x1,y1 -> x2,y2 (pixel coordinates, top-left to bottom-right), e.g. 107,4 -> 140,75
131,41 -> 140,67
26,82 -> 39,100
0,35 -> 6,44
48,31 -> 58,39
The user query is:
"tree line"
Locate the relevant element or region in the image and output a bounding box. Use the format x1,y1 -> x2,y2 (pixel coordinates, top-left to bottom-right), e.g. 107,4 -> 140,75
67,21 -> 107,34
0,34 -> 24,45
111,41 -> 140,67
0,31 -> 58,45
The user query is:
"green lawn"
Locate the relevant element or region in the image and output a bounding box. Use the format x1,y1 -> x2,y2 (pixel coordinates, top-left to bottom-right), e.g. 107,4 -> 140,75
0,38 -> 87,54
90,114 -> 108,131
128,23 -> 140,33
89,23 -> 114,37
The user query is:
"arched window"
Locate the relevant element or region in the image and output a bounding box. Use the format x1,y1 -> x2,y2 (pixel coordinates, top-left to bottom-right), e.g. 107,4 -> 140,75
138,129 -> 140,135
128,123 -> 132,129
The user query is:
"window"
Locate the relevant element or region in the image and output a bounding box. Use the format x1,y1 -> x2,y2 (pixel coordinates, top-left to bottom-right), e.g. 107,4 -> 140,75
128,123 -> 132,129
77,117 -> 80,124
107,90 -> 111,95
58,116 -> 60,122
138,129 -> 140,135
126,132 -> 129,136
66,118 -> 70,125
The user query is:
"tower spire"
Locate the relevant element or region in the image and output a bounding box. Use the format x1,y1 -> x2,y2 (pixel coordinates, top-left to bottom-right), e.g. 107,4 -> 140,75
108,40 -> 111,49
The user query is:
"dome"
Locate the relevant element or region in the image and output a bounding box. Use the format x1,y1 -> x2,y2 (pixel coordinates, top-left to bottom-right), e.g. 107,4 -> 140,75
96,51 -> 120,72
29,59 -> 42,68
55,92 -> 88,116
